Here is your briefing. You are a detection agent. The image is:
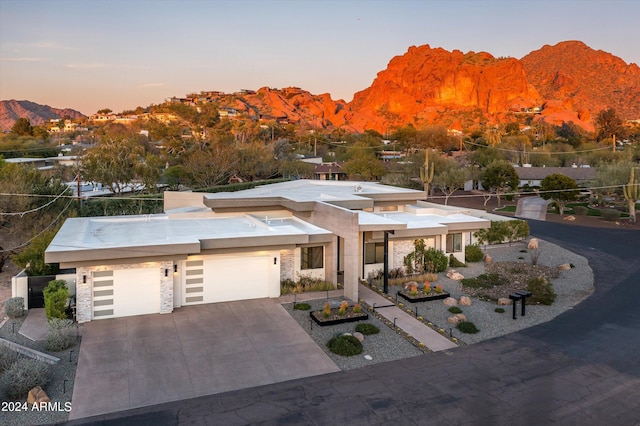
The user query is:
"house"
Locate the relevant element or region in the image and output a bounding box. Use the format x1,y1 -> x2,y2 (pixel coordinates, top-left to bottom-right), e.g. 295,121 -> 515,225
41,180 -> 493,323
313,162 -> 347,181
515,166 -> 596,188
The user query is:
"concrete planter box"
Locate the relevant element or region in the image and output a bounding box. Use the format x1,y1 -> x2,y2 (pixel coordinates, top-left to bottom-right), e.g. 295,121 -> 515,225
398,291 -> 450,303
310,310 -> 369,326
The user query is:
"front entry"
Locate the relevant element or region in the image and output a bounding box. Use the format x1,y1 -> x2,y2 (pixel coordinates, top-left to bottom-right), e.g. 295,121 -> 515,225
27,275 -> 53,309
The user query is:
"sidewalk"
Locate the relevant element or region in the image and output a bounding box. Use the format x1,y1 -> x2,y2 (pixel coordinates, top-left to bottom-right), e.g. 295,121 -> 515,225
19,308 -> 48,341
358,284 -> 457,352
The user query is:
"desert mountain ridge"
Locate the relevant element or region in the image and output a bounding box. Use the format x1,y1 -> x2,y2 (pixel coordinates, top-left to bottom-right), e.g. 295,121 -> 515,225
2,40 -> 639,134
0,100 -> 84,132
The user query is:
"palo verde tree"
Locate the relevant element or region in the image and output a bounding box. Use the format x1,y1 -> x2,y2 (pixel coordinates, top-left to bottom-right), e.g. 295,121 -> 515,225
434,166 -> 468,205
481,160 -> 519,207
540,173 -> 578,215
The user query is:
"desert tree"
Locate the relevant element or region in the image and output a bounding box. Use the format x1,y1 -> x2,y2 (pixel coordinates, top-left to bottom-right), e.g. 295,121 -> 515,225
540,173 -> 578,215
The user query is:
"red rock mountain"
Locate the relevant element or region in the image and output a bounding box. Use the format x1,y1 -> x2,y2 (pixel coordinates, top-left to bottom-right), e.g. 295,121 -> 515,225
520,40 -> 640,132
0,100 -> 84,132
348,45 -> 542,132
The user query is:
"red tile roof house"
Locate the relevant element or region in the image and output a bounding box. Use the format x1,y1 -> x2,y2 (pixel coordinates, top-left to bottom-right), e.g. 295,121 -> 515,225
41,180 -> 495,322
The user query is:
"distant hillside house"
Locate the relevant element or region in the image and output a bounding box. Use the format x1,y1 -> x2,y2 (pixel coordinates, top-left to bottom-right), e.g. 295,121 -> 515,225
313,162 -> 346,181
515,166 -> 596,187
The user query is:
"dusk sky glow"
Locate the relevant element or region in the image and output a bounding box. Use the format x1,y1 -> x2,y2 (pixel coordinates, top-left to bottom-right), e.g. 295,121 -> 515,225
1,0 -> 639,115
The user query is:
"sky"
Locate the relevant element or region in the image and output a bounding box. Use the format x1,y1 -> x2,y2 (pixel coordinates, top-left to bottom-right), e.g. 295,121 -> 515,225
1,0 -> 639,115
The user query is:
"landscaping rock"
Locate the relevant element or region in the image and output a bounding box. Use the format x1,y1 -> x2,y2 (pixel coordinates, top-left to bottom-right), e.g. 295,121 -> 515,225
459,296 -> 472,306
443,297 -> 458,306
447,314 -> 467,325
484,254 -> 493,265
364,355 -> 373,360
527,238 -> 539,250
497,297 -> 512,305
563,215 -> 576,221
353,332 -> 365,342
403,281 -> 419,290
558,263 -> 572,271
27,386 -> 50,405
446,270 -> 464,280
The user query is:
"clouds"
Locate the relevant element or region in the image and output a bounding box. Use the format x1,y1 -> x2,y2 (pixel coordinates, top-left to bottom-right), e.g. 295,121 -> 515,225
0,57 -> 44,62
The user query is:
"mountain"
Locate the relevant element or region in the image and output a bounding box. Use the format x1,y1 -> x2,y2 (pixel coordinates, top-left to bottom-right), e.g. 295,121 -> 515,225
520,40 -> 640,132
0,100 -> 85,132
347,45 -> 542,133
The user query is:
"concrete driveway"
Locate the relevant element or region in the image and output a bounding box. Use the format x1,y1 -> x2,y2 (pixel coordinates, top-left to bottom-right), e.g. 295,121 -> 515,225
69,298 -> 340,420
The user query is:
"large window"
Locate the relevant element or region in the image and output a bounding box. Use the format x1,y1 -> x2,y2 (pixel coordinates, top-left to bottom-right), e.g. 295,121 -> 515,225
365,242 -> 385,264
446,233 -> 462,253
301,246 -> 324,270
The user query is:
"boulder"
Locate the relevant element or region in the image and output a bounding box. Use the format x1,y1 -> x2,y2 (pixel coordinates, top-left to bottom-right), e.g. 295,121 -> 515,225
558,263 -> 572,271
446,270 -> 464,280
563,215 -> 576,221
27,386 -> 50,405
443,297 -> 458,306
403,281 -> 419,290
353,332 -> 365,342
484,254 -> 493,265
447,314 -> 468,325
527,238 -> 539,250
459,296 -> 472,306
497,298 -> 512,305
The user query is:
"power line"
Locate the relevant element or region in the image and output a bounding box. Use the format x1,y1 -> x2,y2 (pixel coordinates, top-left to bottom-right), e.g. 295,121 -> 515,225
0,187 -> 71,216
463,140 -> 613,154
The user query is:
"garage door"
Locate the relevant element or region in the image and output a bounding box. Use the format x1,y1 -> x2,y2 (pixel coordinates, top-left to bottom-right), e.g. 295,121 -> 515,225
183,255 -> 270,305
92,268 -> 161,319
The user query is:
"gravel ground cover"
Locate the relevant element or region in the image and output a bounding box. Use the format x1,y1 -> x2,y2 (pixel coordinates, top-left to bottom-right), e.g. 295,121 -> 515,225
0,316 -> 80,426
381,239 -> 594,345
283,299 -> 424,370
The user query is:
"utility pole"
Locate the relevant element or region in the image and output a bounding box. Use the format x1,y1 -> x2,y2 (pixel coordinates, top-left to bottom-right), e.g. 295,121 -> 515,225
76,173 -> 82,209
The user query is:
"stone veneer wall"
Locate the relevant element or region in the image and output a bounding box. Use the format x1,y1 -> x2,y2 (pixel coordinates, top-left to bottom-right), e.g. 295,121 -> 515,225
76,261 -> 174,323
280,249 -> 295,282
392,238 -> 437,271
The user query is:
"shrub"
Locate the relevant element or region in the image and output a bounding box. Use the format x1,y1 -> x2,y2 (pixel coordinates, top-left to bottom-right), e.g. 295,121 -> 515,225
601,208 -> 621,222
448,306 -> 463,314
326,335 -> 363,356
495,308 -> 505,313
0,347 -> 21,374
323,302 -> 331,318
338,300 -> 349,315
527,277 -> 557,305
43,279 -> 69,320
574,206 -> 588,216
280,276 -> 335,295
4,297 -> 25,318
424,248 -> 449,273
46,318 -> 77,352
352,303 -> 362,313
434,284 -> 443,294
457,321 -> 480,334
461,273 -> 508,289
355,323 -> 380,335
2,358 -> 51,400
449,254 -> 466,268
293,303 -> 310,311
465,245 -> 484,263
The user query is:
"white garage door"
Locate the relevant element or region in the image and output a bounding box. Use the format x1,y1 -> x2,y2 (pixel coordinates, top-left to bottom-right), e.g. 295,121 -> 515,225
183,255 -> 270,305
92,268 -> 161,319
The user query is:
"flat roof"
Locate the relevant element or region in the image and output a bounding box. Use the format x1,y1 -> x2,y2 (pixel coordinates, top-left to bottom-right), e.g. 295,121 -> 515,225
46,212 -> 332,263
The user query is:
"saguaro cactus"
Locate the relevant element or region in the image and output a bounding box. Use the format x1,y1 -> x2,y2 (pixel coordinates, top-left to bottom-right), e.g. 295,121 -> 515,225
623,167 -> 639,223
420,149 -> 434,198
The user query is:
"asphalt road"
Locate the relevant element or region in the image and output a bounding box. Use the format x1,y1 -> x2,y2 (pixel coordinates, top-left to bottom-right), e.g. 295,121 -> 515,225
64,220 -> 640,426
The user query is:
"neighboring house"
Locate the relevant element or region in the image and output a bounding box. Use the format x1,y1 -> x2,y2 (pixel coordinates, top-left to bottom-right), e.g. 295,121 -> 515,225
515,166 -> 596,188
41,180 -> 493,323
313,162 -> 346,181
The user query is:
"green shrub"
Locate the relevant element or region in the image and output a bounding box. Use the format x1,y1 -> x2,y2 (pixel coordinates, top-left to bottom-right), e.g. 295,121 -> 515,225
527,277 -> 557,305
0,347 -> 20,374
574,206 -> 588,216
465,245 -> 484,263
448,306 -> 463,314
449,254 -> 466,268
495,308 -> 505,313
457,321 -> 480,334
424,248 -> 448,273
601,208 -> 621,222
293,303 -> 311,311
355,323 -> 380,335
461,273 -> 508,289
43,280 -> 69,320
326,335 -> 363,356
2,358 -> 51,400
4,297 -> 25,318
46,318 -> 77,352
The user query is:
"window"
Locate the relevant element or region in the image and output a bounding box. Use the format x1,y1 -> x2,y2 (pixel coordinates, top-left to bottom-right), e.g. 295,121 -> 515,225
446,233 -> 462,253
365,242 -> 385,264
301,246 -> 323,270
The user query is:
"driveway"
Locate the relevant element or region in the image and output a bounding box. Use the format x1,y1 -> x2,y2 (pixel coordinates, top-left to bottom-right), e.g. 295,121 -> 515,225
69,298 -> 340,420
